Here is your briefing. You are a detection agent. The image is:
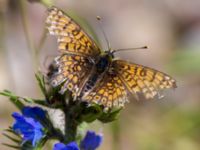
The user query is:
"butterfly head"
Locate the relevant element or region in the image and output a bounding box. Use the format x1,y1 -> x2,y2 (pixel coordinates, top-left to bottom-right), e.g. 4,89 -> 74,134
104,50 -> 114,59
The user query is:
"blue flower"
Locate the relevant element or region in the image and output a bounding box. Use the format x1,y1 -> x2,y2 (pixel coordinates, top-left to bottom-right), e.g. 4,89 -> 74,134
22,106 -> 46,120
53,142 -> 79,150
12,106 -> 46,146
80,131 -> 103,150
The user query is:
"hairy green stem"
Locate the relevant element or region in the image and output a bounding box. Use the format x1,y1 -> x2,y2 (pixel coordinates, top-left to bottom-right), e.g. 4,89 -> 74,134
64,107 -> 78,143
40,0 -> 53,7
111,120 -> 121,150
62,93 -> 78,143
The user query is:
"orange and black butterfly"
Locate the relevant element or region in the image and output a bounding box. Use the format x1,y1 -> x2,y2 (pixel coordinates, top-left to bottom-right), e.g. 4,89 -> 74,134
46,7 -> 177,108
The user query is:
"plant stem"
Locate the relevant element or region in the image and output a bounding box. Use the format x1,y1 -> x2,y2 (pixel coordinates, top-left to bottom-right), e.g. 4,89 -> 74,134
19,0 -> 38,71
63,92 -> 78,143
35,28 -> 47,57
40,0 -> 53,7
64,108 -> 78,143
111,120 -> 121,150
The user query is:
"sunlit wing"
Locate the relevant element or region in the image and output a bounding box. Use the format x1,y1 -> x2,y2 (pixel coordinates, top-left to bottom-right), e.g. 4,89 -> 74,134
112,60 -> 177,99
46,7 -> 177,108
46,7 -> 102,95
82,73 -> 129,108
50,55 -> 93,96
46,7 -> 101,57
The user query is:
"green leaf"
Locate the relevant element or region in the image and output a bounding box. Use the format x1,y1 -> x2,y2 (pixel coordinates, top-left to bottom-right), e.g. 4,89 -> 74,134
2,143 -> 20,149
20,142 -> 35,150
3,133 -> 20,144
76,122 -> 88,144
33,100 -> 48,107
4,128 -> 21,137
98,108 -> 122,123
3,128 -> 21,150
35,73 -> 47,98
0,90 -> 24,110
0,89 -> 46,110
79,104 -> 103,123
40,0 -> 53,7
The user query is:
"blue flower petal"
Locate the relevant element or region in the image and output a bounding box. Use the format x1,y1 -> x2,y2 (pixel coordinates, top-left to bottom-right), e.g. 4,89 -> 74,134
53,142 -> 79,150
54,143 -> 66,149
12,111 -> 44,146
22,106 -> 46,120
80,131 -> 103,150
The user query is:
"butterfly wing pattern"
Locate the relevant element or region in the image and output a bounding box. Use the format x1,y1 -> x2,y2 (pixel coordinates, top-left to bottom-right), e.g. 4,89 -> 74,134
46,7 -> 177,109
112,60 -> 176,99
82,60 -> 176,108
46,7 -> 100,96
46,7 -> 100,57
82,73 -> 129,108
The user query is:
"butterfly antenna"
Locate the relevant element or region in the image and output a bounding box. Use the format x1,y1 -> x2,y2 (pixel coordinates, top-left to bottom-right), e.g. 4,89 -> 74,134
96,16 -> 111,51
112,46 -> 148,54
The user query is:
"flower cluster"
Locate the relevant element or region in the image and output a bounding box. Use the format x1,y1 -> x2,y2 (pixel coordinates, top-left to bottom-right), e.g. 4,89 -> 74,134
1,71 -> 120,150
12,107 -> 46,146
11,106 -> 103,150
1,2 -> 122,149
54,131 -> 102,150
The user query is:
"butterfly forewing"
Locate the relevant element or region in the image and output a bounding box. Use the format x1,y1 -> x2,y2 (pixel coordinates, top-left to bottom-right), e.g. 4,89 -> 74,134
112,60 -> 177,99
46,7 -> 101,57
46,7 -> 101,95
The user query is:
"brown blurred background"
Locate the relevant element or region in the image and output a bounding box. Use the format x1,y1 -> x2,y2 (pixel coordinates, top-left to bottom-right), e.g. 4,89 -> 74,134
1,0 -> 200,150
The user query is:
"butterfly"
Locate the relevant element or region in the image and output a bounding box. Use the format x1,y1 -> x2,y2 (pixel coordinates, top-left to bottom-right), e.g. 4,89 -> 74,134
46,7 -> 177,108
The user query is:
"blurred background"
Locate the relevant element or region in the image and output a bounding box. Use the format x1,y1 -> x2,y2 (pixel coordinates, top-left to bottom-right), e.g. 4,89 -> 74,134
0,0 -> 200,150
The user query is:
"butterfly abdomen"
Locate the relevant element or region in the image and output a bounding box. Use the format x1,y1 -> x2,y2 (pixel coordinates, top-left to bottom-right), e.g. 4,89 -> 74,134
81,73 -> 99,95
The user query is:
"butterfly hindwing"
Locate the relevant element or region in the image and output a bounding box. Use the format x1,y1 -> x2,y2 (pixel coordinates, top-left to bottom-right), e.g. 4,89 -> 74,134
50,55 -> 93,95
112,60 -> 177,99
46,7 -> 101,57
82,73 -> 128,108
82,59 -> 177,108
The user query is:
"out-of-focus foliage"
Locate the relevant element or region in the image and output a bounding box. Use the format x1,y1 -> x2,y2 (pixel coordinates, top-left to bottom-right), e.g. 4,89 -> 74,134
170,50 -> 200,75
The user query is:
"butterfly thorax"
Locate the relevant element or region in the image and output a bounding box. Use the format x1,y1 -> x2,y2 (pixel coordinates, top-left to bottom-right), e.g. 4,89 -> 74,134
79,52 -> 113,97
95,52 -> 113,72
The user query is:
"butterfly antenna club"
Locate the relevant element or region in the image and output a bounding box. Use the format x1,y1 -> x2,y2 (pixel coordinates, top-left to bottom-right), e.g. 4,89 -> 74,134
112,46 -> 148,54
